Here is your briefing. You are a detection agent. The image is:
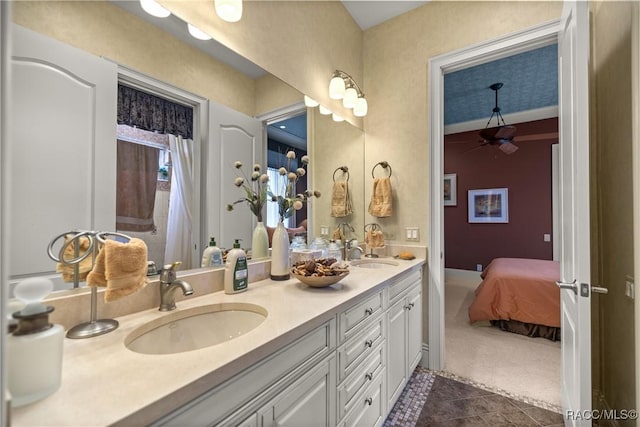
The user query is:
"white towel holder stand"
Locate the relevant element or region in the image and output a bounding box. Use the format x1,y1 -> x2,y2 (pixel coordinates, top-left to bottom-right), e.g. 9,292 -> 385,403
47,230 -> 131,339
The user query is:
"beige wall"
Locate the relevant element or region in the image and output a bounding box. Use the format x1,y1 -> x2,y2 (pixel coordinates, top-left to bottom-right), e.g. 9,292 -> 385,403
159,0 -> 364,128
591,0 -> 636,414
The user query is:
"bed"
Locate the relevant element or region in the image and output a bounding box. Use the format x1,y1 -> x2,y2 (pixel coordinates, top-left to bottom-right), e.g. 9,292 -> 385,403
468,257 -> 561,341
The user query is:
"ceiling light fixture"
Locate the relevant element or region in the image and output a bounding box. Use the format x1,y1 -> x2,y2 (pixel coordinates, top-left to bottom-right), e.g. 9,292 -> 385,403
328,70 -> 367,116
140,0 -> 170,18
187,23 -> 212,40
215,0 -> 243,23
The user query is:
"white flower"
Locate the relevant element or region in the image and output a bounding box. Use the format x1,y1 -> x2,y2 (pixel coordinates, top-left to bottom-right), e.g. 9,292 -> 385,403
293,200 -> 303,210
296,167 -> 306,177
286,151 -> 296,160
288,172 -> 297,181
260,174 -> 269,183
301,155 -> 310,165
251,171 -> 260,181
253,164 -> 261,172
234,161 -> 243,169
278,167 -> 287,176
234,177 -> 244,187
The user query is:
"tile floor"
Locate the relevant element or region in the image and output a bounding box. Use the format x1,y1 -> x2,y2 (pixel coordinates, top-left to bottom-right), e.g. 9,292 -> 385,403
384,367 -> 565,427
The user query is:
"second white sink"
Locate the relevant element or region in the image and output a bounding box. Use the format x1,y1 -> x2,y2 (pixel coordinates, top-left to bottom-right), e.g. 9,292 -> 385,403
350,259 -> 399,268
125,303 -> 268,355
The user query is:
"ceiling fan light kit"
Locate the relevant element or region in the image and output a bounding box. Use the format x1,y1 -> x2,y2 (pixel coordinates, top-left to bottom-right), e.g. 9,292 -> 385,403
478,82 -> 519,154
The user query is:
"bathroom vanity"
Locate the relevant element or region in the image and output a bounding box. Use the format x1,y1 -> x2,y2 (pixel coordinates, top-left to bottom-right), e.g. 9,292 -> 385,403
11,258 -> 424,427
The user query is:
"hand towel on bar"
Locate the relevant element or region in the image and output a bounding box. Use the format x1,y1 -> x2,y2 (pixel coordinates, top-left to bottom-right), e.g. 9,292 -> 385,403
56,235 -> 93,282
330,181 -> 352,218
87,238 -> 148,302
365,230 -> 385,248
368,176 -> 392,218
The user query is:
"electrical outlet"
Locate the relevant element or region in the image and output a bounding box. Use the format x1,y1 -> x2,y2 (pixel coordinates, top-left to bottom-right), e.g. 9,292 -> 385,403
544,234 -> 551,242
476,264 -> 483,272
405,227 -> 419,241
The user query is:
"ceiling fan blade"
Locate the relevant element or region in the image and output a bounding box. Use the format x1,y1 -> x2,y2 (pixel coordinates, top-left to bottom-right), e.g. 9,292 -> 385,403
494,125 -> 516,139
498,141 -> 519,155
515,132 -> 558,142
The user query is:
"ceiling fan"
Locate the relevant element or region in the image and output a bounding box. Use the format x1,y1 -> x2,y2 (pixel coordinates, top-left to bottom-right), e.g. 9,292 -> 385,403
478,82 -> 519,154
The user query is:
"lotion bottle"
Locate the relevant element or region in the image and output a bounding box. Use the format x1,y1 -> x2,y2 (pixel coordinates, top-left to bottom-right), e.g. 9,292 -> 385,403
201,237 -> 223,267
224,239 -> 248,294
7,278 -> 64,407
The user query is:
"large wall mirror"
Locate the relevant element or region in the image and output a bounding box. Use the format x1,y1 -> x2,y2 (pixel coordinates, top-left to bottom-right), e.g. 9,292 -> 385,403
8,0 -> 364,295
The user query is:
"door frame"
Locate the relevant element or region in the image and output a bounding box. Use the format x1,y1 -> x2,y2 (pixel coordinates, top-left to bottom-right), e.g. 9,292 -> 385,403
427,19 -> 561,370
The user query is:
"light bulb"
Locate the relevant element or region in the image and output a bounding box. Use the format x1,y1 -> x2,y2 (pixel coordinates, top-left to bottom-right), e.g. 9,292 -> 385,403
319,105 -> 332,115
140,0 -> 170,18
329,76 -> 346,100
353,97 -> 368,117
332,113 -> 345,122
342,87 -> 358,109
215,0 -> 243,23
304,96 -> 319,108
188,23 -> 212,40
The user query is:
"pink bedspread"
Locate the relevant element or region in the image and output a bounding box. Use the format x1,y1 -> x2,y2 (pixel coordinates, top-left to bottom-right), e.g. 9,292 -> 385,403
468,258 -> 561,328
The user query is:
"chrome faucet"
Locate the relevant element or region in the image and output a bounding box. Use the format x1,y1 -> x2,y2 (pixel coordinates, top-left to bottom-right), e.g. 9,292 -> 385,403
158,261 -> 194,311
344,239 -> 364,261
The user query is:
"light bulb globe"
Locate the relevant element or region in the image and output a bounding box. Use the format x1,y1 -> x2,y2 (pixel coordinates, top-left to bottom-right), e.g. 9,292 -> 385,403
304,96 -> 319,108
353,97 -> 368,117
342,87 -> 358,109
319,105 -> 332,115
140,0 -> 170,18
329,76 -> 346,100
188,23 -> 212,40
215,0 -> 243,23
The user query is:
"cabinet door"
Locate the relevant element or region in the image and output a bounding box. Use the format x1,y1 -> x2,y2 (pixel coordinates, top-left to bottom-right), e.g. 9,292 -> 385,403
258,357 -> 336,427
386,298 -> 407,408
407,286 -> 423,372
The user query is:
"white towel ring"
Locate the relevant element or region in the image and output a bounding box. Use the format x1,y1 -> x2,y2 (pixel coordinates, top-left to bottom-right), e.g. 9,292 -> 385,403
95,231 -> 132,244
371,161 -> 392,178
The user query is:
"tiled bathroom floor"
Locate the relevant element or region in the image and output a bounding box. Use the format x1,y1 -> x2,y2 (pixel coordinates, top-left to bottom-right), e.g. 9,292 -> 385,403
384,367 -> 565,427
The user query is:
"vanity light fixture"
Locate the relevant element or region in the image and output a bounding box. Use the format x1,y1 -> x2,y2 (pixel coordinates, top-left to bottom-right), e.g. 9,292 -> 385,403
187,23 -> 212,40
140,0 -> 171,18
304,95 -> 319,108
328,70 -> 367,116
215,0 -> 243,23
319,105 -> 332,115
332,113 -> 345,122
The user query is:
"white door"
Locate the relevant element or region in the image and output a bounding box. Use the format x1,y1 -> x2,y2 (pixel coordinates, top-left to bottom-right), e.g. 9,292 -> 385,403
557,1 -> 592,423
10,25 -> 117,279
208,103 -> 264,250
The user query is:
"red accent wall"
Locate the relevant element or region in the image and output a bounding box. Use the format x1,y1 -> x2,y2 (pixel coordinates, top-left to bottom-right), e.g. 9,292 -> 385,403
444,118 -> 558,270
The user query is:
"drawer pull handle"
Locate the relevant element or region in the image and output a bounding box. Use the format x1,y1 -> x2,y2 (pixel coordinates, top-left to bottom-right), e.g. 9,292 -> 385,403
365,307 -> 373,316
365,397 -> 373,406
365,372 -> 373,381
365,339 -> 373,348
407,302 -> 415,310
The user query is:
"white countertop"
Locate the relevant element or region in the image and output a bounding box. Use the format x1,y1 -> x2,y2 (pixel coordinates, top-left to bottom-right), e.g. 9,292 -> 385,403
11,258 -> 425,427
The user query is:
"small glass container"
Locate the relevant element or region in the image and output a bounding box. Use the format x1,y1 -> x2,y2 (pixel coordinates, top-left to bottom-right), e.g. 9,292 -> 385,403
327,239 -> 342,262
310,237 -> 328,258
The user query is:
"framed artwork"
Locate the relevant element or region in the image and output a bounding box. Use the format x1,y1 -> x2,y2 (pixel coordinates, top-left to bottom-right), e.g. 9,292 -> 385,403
468,188 -> 509,223
443,173 -> 457,206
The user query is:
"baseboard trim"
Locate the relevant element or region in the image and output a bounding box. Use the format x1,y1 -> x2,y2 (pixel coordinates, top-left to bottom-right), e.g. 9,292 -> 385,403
593,388 -> 621,427
445,268 -> 482,282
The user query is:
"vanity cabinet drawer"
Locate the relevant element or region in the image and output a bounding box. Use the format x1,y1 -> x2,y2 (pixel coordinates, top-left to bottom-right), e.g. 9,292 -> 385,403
337,315 -> 384,382
339,290 -> 384,343
337,340 -> 385,420
339,369 -> 386,427
388,269 -> 422,304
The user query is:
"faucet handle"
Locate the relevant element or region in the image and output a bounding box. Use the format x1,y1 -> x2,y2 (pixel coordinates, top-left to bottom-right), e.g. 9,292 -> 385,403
160,261 -> 182,283
162,261 -> 182,271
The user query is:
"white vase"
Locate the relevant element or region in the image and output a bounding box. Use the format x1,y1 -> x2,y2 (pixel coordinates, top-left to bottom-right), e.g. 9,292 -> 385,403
252,221 -> 269,260
270,221 -> 290,281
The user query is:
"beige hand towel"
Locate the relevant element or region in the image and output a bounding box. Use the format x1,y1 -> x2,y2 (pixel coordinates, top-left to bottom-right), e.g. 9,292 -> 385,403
331,181 -> 353,218
365,230 -> 385,248
368,177 -> 393,218
56,235 -> 93,282
87,238 -> 148,302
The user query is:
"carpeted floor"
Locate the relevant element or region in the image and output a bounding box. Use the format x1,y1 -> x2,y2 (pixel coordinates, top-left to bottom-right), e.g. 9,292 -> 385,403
384,367 -> 564,427
443,270 -> 561,411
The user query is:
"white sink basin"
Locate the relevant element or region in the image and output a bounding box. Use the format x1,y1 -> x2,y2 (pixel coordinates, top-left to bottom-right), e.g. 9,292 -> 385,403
350,259 -> 399,268
125,303 -> 267,355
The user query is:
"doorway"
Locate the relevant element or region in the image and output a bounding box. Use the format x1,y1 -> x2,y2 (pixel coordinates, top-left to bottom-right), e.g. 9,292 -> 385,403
428,17 -> 562,396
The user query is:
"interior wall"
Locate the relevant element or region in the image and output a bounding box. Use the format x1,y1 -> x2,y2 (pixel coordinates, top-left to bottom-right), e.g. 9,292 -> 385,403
444,118 -> 557,271
159,0 -> 363,128
591,0 -> 636,414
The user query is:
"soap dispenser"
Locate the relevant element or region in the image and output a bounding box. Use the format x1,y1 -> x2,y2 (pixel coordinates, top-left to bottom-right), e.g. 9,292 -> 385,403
201,237 -> 223,267
224,239 -> 248,294
7,277 -> 64,407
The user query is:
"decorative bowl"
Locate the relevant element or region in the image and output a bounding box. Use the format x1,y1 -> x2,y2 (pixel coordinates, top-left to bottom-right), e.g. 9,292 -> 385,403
291,270 -> 349,288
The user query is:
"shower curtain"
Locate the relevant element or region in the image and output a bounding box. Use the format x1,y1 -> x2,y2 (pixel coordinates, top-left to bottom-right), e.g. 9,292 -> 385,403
164,135 -> 194,268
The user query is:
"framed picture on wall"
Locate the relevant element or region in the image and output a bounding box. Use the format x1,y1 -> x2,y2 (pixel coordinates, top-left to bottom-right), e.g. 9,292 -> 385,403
443,173 -> 457,206
468,188 -> 509,223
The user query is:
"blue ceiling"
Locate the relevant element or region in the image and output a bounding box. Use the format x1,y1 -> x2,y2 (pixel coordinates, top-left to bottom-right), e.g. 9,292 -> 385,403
444,44 -> 558,126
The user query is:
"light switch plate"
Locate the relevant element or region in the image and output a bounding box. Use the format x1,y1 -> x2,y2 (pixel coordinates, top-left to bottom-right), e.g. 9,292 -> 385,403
544,234 -> 551,242
405,227 -> 419,241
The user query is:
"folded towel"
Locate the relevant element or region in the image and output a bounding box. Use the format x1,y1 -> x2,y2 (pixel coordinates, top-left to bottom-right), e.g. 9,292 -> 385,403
365,230 -> 385,248
56,235 -> 93,282
368,177 -> 392,218
87,238 -> 148,302
331,181 -> 353,218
